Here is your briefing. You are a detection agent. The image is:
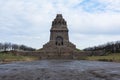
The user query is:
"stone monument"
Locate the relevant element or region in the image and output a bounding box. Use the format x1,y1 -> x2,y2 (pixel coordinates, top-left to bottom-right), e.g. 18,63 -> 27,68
41,14 -> 77,59
15,14 -> 103,59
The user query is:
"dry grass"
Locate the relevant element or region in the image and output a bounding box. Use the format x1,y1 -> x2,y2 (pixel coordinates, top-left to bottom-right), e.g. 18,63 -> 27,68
86,53 -> 120,62
0,53 -> 39,63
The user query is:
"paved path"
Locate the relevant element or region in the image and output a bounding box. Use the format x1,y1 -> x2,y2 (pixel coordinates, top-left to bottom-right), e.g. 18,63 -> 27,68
0,60 -> 120,80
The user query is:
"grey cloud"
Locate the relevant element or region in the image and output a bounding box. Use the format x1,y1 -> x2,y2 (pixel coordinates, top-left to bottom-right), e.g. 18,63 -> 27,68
0,0 -> 120,49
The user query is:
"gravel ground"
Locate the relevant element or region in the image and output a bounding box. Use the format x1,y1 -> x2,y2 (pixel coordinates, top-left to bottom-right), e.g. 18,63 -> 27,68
0,60 -> 120,80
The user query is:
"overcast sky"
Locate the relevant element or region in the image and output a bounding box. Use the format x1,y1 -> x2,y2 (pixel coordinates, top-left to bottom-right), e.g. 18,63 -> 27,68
0,0 -> 120,49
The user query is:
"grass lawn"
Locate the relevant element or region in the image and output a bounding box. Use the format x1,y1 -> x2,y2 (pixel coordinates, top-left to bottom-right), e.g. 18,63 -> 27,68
0,52 -> 40,63
0,52 -> 120,63
86,53 -> 120,62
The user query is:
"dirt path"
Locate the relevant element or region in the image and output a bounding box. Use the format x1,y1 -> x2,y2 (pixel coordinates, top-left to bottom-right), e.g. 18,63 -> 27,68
0,60 -> 120,80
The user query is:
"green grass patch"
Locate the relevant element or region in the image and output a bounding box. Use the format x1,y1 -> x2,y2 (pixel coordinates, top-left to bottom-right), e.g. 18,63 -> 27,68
0,52 -> 40,63
86,53 -> 120,62
76,48 -> 81,51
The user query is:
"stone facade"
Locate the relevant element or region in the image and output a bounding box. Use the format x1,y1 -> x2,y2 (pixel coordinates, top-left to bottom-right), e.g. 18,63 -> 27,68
40,14 -> 77,59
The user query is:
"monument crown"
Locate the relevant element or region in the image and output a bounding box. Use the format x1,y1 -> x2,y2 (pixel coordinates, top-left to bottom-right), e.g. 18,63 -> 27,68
56,14 -> 63,19
52,14 -> 67,26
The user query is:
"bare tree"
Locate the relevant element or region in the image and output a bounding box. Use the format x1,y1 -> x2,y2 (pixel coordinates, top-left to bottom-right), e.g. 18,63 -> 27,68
12,44 -> 19,50
0,43 -> 3,52
0,42 -> 36,52
84,41 -> 120,53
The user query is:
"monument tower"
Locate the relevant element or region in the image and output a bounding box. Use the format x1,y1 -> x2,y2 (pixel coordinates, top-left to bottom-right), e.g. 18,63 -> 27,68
50,14 -> 69,45
41,14 -> 76,59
